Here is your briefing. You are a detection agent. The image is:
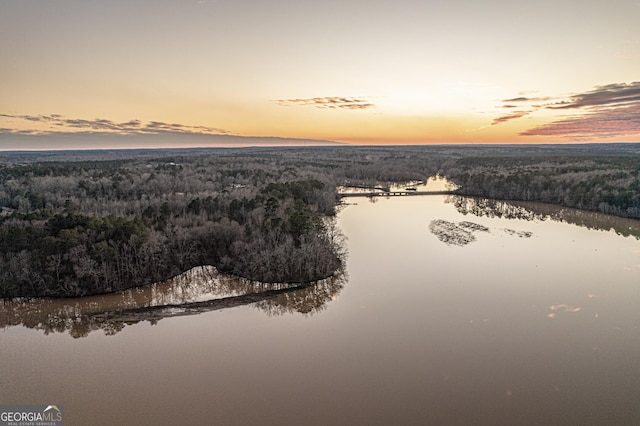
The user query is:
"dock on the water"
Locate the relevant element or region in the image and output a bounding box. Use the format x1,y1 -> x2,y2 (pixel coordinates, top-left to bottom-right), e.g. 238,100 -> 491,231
337,190 -> 455,198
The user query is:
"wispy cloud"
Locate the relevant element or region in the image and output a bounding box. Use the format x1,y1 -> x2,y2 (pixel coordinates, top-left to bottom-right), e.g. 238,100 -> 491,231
491,96 -> 551,125
520,103 -> 640,139
491,110 -> 532,125
0,114 -> 230,136
547,82 -> 640,109
493,82 -> 640,139
275,97 -> 375,110
502,96 -> 551,103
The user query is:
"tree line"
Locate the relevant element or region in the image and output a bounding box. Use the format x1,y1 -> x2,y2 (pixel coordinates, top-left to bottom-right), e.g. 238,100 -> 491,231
1,143 -> 638,298
441,154 -> 640,219
0,152 -> 345,298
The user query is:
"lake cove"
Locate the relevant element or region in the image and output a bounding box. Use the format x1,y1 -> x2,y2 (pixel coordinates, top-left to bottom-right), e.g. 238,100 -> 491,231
1,194 -> 639,425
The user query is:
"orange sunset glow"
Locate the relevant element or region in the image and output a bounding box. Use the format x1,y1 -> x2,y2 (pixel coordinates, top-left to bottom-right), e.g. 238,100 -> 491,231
1,1 -> 639,149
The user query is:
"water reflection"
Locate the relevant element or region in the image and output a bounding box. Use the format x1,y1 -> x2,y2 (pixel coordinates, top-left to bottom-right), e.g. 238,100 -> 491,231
3,192 -> 640,425
547,303 -> 582,319
255,277 -> 344,317
389,175 -> 459,192
338,175 -> 458,197
428,219 -> 489,246
0,267 -> 345,338
448,196 -> 640,238
428,219 -> 534,246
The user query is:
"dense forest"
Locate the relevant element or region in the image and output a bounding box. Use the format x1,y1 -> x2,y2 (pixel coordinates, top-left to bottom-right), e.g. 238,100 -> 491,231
1,143 -> 639,298
0,151 -> 346,298
443,153 -> 640,218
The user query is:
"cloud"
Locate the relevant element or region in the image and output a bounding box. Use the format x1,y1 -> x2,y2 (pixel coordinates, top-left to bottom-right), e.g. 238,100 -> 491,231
491,110 -> 532,125
276,96 -> 375,110
501,96 -> 551,103
495,82 -> 640,139
0,113 -> 61,123
0,114 -> 230,136
547,81 -> 640,109
492,96 -> 551,125
502,97 -> 529,103
520,103 -> 640,139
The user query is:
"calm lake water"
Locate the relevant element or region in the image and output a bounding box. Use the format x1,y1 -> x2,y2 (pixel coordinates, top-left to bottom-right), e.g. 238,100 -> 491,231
2,190 -> 640,425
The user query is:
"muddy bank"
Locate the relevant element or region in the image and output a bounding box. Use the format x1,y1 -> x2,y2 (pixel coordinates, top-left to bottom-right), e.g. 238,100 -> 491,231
1,266 -> 346,337
92,282 -> 315,322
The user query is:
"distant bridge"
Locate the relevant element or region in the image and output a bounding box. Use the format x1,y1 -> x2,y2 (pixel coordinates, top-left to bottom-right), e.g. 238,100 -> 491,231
337,190 -> 455,198
342,184 -> 391,192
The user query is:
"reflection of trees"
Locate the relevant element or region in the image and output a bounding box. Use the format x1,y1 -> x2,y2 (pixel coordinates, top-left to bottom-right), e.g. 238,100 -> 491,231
448,196 -> 543,221
448,196 -> 640,239
0,267 -> 346,338
428,220 -> 489,246
95,271 -> 346,324
0,266 -> 225,338
254,271 -> 346,317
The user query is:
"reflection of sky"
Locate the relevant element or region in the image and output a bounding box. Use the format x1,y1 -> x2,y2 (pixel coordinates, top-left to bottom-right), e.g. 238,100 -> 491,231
1,194 -> 640,425
388,175 -> 459,192
339,194 -> 640,321
335,194 -> 640,423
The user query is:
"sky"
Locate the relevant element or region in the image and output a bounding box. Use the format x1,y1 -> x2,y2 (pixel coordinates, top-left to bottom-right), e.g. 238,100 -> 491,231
1,0 -> 639,149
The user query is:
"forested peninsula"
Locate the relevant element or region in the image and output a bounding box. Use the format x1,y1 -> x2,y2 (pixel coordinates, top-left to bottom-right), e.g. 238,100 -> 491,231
1,143 -> 639,298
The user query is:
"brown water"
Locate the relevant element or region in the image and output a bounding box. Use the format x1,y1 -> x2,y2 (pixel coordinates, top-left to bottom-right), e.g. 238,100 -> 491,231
2,194 -> 640,425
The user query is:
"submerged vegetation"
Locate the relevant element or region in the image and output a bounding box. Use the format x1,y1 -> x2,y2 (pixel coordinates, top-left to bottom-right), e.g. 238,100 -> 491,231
1,143 -> 639,298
